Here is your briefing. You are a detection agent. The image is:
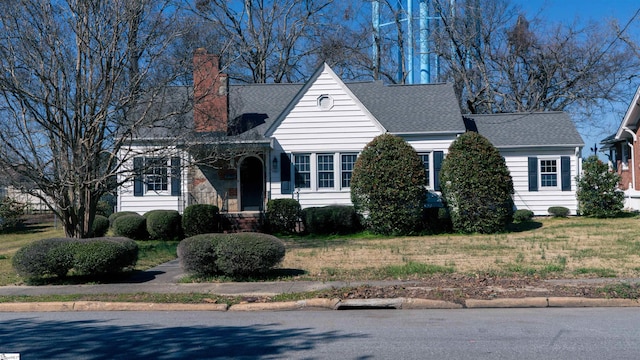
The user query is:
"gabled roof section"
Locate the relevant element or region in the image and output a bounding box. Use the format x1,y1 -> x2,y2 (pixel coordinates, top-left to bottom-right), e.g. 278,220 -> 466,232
228,82 -> 303,136
347,82 -> 465,134
465,112 -> 584,148
264,63 -> 386,137
615,85 -> 640,140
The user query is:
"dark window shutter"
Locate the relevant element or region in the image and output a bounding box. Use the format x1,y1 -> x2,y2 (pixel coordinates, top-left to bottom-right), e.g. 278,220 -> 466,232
528,157 -> 538,192
133,157 -> 144,197
280,153 -> 293,194
561,156 -> 571,191
433,151 -> 444,191
171,157 -> 181,196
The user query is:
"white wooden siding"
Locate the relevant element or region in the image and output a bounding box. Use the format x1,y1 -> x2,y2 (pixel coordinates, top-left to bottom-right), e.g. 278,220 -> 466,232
268,67 -> 460,208
117,145 -> 188,215
503,148 -> 580,215
269,67 -> 385,207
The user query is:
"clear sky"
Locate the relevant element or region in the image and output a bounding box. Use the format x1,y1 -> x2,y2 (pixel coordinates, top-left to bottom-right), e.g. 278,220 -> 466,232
512,0 -> 640,154
514,0 -> 639,24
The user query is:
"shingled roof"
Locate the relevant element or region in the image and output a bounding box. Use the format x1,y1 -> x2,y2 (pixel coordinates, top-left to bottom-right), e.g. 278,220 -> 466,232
226,79 -> 465,137
464,112 -> 584,148
348,81 -> 464,133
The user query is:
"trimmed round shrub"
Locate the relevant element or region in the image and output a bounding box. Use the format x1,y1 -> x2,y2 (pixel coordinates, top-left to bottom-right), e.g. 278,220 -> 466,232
182,204 -> 220,237
513,209 -> 534,223
350,134 -> 427,235
12,237 -> 138,279
215,233 -> 286,277
440,132 -> 514,234
92,215 -> 110,237
72,237 -> 138,275
303,205 -> 362,235
12,238 -> 75,278
178,233 -> 286,277
577,155 -> 625,218
108,211 -> 139,226
112,214 -> 148,240
548,206 -> 570,217
144,210 -> 182,240
265,198 -> 301,234
177,234 -> 225,276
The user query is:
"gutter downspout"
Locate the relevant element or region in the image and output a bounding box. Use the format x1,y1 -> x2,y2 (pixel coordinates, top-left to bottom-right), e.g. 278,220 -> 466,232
623,127 -> 637,189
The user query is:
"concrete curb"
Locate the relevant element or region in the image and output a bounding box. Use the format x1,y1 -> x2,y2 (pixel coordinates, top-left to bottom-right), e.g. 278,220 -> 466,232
335,298 -> 404,310
0,297 -> 638,312
466,297 -> 549,308
229,298 -> 340,311
547,297 -> 640,307
466,297 -> 640,308
0,301 -> 229,312
401,298 -> 463,309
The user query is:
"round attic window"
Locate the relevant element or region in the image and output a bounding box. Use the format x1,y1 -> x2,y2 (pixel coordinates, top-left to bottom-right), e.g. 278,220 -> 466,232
317,94 -> 334,110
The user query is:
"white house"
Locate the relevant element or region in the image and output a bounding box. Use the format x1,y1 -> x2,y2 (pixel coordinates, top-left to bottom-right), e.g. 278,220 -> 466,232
117,49 -> 584,218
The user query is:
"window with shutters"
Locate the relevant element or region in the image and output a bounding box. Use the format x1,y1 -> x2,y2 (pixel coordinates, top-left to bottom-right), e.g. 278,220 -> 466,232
133,156 -> 181,196
540,159 -> 558,188
145,157 -> 168,192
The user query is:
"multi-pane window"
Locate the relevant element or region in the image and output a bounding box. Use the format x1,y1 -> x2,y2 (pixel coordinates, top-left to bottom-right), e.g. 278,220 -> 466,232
341,154 -> 357,188
419,153 -> 430,187
540,159 -> 558,187
145,157 -> 168,191
294,154 -> 311,188
317,154 -> 334,188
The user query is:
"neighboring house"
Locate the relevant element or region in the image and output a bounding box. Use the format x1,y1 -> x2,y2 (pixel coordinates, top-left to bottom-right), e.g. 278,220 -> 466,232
117,49 -> 584,217
601,86 -> 640,210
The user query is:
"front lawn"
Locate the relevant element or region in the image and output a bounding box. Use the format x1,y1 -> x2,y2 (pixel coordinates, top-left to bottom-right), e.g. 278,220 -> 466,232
0,223 -> 178,286
280,216 -> 640,281
1,216 -> 639,285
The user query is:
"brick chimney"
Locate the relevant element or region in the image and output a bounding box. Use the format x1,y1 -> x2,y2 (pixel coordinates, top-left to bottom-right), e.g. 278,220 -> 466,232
193,48 -> 228,133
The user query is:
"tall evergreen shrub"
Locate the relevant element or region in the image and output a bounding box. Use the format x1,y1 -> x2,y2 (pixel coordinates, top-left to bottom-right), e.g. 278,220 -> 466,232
440,131 -> 514,233
576,155 -> 624,217
350,134 -> 427,235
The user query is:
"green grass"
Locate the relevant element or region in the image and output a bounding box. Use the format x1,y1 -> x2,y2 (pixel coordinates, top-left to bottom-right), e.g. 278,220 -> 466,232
597,283 -> 640,299
0,220 -> 179,285
136,241 -> 179,270
573,267 -> 617,278
381,261 -> 454,278
0,292 -> 245,306
2,216 -> 640,286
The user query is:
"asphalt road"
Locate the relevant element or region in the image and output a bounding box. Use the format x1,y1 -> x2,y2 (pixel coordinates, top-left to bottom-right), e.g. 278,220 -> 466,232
1,308 -> 639,359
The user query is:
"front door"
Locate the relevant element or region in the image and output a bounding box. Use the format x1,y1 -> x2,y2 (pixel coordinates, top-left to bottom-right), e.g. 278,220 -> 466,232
240,156 -> 264,211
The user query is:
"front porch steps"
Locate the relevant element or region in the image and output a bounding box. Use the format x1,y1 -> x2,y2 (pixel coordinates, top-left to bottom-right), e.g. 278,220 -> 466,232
221,212 -> 263,233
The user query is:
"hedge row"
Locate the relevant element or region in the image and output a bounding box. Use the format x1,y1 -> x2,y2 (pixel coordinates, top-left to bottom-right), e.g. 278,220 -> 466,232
107,205 -> 220,241
12,237 -> 138,279
302,205 -> 362,235
178,232 -> 285,277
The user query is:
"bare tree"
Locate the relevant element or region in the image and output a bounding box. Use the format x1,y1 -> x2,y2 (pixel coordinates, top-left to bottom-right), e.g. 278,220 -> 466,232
0,0 -> 190,238
431,0 -> 640,117
191,0 -> 335,84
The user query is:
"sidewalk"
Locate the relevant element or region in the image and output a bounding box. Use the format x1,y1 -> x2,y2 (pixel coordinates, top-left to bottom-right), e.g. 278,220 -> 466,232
0,260 -> 638,311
